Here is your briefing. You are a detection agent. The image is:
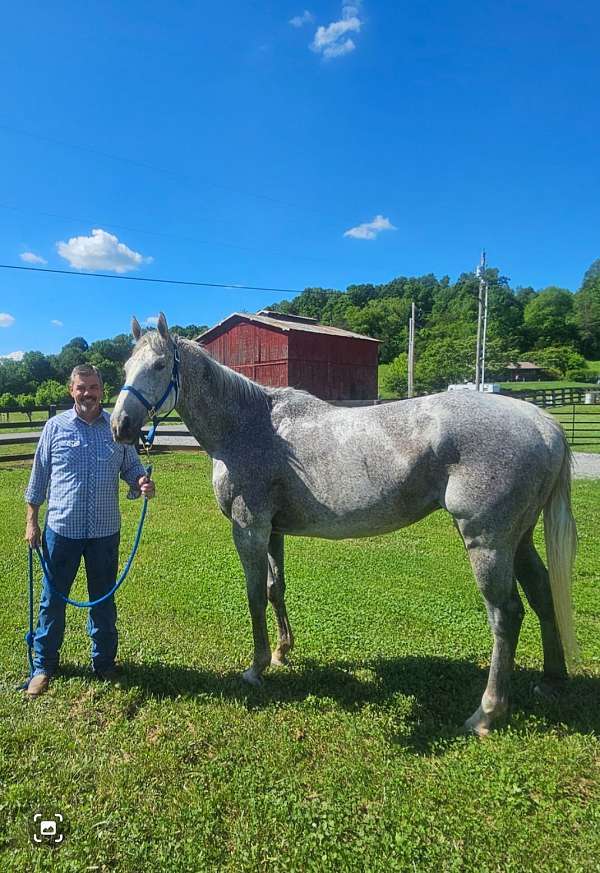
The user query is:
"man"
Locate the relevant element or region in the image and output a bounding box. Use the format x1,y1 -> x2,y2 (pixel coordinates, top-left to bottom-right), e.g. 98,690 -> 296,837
24,363 -> 155,699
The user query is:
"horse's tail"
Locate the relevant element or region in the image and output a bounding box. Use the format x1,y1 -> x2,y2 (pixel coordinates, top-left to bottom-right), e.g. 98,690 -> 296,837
543,436 -> 578,670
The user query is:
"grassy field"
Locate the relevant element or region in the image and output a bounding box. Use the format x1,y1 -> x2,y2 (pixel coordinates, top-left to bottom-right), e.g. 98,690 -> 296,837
1,454 -> 600,871
548,405 -> 600,453
377,366 -> 599,400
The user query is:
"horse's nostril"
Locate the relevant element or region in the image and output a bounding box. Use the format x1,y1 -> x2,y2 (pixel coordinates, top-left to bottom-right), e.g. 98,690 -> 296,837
122,414 -> 130,430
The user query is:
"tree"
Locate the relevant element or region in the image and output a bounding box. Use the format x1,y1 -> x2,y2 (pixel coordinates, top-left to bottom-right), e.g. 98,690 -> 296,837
64,336 -> 89,352
21,351 -> 56,386
0,359 -> 29,395
54,345 -> 88,382
380,353 -> 408,397
527,346 -> 586,378
574,275 -> 600,359
87,354 -> 123,394
581,258 -> 600,291
345,297 -> 411,363
0,392 -> 18,420
35,380 -> 70,406
88,334 -> 133,364
522,287 -> 578,348
16,393 -> 36,422
169,324 -> 209,340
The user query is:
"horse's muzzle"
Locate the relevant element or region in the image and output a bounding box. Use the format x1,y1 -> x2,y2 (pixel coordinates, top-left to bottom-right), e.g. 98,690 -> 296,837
111,412 -> 139,445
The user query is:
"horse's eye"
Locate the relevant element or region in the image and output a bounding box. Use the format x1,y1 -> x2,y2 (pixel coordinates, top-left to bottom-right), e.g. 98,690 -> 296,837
154,361 -> 166,371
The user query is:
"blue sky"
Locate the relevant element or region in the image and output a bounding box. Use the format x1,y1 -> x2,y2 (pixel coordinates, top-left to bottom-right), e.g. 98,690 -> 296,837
1,1 -> 599,357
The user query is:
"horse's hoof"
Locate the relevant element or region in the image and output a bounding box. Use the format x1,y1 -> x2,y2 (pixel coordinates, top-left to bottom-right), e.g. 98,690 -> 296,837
270,655 -> 289,668
462,704 -> 499,738
461,719 -> 491,739
242,668 -> 263,687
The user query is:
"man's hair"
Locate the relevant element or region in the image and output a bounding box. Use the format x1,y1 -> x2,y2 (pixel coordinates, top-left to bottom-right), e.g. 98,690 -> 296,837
69,364 -> 103,387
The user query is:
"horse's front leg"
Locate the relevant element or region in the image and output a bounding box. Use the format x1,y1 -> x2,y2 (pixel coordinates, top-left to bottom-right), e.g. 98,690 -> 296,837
232,521 -> 271,686
267,533 -> 294,667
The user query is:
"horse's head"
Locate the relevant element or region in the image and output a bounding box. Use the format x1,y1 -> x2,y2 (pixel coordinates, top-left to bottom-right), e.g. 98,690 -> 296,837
111,312 -> 179,444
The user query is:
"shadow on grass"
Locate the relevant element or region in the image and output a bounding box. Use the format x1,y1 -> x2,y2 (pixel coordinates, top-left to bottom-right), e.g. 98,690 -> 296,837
55,654 -> 600,754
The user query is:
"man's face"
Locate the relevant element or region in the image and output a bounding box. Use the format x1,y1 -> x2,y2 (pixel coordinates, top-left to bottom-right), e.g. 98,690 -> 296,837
70,374 -> 102,416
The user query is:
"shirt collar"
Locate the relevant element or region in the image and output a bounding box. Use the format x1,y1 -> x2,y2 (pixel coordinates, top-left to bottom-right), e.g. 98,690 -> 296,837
70,405 -> 110,427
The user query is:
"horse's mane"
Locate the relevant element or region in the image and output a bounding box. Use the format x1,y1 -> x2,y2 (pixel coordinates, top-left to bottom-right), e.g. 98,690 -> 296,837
175,335 -> 271,408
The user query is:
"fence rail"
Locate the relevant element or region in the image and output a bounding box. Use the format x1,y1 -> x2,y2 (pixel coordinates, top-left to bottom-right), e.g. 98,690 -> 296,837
0,403 -> 189,463
501,386 -> 600,408
1,396 -> 599,463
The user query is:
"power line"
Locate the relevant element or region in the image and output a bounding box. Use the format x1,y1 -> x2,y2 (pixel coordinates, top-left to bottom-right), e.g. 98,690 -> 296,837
0,263 -> 300,295
0,201 -> 329,266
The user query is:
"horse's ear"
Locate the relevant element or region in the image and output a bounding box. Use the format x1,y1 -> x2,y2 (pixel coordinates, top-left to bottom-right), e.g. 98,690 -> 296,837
131,316 -> 142,341
157,312 -> 169,340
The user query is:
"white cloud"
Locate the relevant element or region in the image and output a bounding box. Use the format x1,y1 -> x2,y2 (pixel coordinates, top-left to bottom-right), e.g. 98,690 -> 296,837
311,1 -> 362,59
0,350 -> 24,361
0,313 -> 16,328
50,319 -> 63,327
20,251 -> 47,265
56,228 -> 153,274
290,10 -> 314,27
344,214 -> 397,240
144,315 -> 159,328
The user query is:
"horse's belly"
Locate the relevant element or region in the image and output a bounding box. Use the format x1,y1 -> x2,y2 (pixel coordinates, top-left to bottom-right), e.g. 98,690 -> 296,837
272,486 -> 437,540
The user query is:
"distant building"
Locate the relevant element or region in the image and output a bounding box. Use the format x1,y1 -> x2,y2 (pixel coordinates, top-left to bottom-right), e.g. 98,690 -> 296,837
506,362 -> 545,382
196,310 -> 380,401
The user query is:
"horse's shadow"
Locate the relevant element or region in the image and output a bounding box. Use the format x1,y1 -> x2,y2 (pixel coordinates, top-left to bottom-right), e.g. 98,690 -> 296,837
58,654 -> 600,754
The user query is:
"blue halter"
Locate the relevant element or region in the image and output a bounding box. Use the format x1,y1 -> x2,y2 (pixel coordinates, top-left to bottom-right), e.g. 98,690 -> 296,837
121,343 -> 180,448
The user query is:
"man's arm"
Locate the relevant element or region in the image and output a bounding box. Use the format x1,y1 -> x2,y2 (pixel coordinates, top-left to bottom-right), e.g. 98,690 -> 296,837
26,503 -> 42,548
120,444 -> 156,499
24,423 -> 52,547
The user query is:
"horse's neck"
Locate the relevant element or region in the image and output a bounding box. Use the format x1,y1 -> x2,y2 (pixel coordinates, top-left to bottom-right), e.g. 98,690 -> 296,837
175,339 -> 268,454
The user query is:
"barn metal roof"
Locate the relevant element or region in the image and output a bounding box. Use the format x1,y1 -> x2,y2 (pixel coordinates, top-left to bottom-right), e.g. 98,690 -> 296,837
196,311 -> 380,343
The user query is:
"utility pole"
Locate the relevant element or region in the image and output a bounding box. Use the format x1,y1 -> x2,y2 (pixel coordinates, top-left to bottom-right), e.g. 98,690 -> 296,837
475,251 -> 488,391
407,300 -> 415,398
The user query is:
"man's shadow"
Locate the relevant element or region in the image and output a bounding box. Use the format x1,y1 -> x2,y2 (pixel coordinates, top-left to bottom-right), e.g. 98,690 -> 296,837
58,654 -> 600,754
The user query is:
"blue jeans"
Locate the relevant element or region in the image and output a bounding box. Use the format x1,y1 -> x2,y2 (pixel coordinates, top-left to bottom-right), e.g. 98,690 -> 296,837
33,527 -> 120,677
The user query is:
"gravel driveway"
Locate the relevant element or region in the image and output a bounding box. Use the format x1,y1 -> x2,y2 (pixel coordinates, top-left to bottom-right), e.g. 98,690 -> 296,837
572,452 -> 600,479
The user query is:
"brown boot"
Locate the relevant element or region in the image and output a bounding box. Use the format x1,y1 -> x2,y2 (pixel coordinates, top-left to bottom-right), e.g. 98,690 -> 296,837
26,673 -> 50,699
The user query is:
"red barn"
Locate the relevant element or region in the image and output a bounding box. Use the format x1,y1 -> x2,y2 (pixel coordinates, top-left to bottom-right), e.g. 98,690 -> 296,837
196,310 -> 380,401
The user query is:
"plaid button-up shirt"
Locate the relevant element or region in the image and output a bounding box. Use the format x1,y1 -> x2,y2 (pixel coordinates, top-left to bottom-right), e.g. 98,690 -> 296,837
25,408 -> 147,539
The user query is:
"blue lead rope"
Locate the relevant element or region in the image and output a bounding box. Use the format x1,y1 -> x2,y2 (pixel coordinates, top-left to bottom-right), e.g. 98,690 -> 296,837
23,463 -> 153,685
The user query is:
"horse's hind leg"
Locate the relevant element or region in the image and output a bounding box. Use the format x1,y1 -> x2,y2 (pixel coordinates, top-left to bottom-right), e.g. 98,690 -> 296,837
515,527 -> 567,695
461,536 -> 525,736
267,533 -> 294,667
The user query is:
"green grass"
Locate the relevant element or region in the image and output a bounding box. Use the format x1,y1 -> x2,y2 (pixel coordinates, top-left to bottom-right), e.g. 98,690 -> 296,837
548,405 -> 600,453
0,444 -> 37,459
377,367 -> 600,400
1,454 -> 600,871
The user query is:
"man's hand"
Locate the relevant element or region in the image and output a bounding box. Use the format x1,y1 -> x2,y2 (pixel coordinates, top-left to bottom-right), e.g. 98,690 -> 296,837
137,475 -> 156,499
25,521 -> 42,548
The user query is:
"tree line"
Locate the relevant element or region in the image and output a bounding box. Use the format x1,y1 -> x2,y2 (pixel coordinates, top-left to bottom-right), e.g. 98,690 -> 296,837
2,256 -> 599,410
268,258 -> 600,395
0,324 -> 206,417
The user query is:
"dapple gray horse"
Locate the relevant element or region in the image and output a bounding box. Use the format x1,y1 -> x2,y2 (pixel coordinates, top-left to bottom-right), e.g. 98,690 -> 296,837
111,313 -> 577,735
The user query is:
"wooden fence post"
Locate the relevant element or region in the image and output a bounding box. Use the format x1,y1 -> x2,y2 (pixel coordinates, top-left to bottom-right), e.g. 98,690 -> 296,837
49,405 -> 56,419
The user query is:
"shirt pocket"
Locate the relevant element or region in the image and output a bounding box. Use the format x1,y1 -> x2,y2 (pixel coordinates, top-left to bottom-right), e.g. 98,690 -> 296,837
53,436 -> 84,469
99,440 -> 123,468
